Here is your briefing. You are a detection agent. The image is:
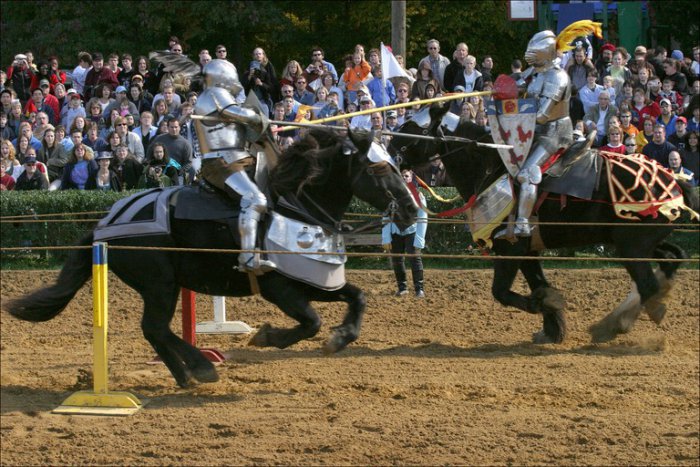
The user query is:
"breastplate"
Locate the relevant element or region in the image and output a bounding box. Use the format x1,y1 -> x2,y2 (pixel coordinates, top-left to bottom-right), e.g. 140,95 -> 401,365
194,88 -> 246,155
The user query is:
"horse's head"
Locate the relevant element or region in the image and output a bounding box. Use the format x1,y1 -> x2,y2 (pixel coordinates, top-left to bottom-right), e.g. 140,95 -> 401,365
389,103 -> 506,200
270,127 -> 417,230
388,103 -> 451,169
344,128 -> 418,230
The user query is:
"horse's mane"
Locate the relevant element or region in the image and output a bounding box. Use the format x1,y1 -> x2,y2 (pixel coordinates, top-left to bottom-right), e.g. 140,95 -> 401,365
270,127 -> 343,196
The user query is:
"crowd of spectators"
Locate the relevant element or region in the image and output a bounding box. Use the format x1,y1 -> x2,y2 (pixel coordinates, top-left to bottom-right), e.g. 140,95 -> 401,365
1,35 -> 699,192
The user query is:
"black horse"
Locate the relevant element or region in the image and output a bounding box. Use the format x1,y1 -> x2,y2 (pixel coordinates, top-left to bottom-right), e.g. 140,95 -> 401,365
390,105 -> 698,344
6,128 -> 417,388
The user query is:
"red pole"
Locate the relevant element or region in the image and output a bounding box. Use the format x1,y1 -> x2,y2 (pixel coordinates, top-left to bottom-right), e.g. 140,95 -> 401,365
181,288 -> 196,345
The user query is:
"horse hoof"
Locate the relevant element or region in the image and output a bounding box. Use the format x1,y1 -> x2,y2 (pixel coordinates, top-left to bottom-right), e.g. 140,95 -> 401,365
192,365 -> 219,384
588,322 -> 619,343
646,303 -> 667,325
532,330 -> 557,344
248,323 -> 271,347
323,327 -> 355,354
176,376 -> 196,389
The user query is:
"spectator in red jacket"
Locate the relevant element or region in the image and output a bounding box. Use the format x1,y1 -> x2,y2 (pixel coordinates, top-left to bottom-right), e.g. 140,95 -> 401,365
83,53 -> 119,100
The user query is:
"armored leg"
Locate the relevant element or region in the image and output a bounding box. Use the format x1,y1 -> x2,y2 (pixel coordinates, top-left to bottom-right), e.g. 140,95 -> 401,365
514,145 -> 549,237
224,171 -> 276,274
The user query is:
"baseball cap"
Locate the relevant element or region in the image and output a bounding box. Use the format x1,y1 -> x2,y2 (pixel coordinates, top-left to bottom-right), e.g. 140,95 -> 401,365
676,116 -> 687,124
659,98 -> 672,106
66,88 -> 78,95
360,96 -> 371,103
115,86 -> 127,94
24,156 -> 37,165
131,74 -> 144,82
454,85 -> 466,92
70,93 -> 81,100
39,79 -> 50,87
95,151 -> 113,160
634,46 -> 647,56
671,50 -> 684,61
387,110 -> 398,118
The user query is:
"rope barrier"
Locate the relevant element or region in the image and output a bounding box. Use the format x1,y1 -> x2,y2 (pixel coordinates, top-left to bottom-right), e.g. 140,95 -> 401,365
0,219 -> 105,224
0,210 -> 109,220
1,244 -> 696,263
2,210 -> 698,229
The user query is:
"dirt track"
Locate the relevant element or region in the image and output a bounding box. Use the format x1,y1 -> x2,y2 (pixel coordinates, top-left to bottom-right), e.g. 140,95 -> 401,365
1,269 -> 698,466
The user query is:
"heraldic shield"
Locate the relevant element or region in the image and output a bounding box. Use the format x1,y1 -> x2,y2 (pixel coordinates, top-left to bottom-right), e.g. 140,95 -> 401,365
486,98 -> 537,177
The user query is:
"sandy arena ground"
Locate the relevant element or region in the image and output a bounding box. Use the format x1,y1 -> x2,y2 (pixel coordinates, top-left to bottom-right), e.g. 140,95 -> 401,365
1,268 -> 698,466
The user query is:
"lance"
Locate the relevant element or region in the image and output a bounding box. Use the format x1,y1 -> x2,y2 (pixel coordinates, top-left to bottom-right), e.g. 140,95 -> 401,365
190,114 -> 511,150
271,90 -> 494,131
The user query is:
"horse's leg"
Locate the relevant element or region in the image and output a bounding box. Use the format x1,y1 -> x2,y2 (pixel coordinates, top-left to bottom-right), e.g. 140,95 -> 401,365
644,241 -> 687,324
311,283 -> 366,354
590,234 -> 661,343
520,258 -> 567,344
249,278 -> 322,349
140,285 -> 217,387
491,257 -> 531,311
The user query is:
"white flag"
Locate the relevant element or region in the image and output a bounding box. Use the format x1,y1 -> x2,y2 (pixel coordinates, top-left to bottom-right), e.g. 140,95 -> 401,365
381,42 -> 412,80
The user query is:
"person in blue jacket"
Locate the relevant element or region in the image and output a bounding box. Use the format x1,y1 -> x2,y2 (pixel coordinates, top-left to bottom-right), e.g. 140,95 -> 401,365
382,169 -> 428,298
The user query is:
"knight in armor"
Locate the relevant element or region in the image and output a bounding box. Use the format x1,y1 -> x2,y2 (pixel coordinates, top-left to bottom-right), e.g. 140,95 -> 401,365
515,30 -> 573,236
194,59 -> 276,273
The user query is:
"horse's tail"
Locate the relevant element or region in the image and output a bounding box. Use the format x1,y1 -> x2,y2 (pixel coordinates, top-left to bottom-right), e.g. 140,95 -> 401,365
6,233 -> 94,322
677,178 -> 699,217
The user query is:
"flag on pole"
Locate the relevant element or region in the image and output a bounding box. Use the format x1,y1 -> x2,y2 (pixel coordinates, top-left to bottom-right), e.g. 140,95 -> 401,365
381,42 -> 412,80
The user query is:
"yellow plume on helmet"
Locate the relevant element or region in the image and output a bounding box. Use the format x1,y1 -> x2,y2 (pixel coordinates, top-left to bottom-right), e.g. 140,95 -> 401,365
556,20 -> 603,53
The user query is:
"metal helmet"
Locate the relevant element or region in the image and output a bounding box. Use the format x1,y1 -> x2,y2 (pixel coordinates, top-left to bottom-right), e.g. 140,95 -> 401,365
202,59 -> 243,94
524,30 -> 557,70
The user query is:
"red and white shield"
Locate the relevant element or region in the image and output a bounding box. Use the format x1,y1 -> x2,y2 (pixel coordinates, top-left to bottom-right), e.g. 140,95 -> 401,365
486,98 -> 537,177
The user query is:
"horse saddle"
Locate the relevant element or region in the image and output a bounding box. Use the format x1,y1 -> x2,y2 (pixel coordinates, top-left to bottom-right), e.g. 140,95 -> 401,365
172,184 -> 240,220
540,130 -> 602,200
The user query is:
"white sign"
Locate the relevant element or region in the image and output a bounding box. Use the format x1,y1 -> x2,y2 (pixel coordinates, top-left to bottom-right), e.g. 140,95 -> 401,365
509,0 -> 536,21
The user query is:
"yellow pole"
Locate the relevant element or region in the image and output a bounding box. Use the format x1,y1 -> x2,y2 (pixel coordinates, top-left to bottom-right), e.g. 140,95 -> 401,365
53,242 -> 143,415
93,242 -> 108,394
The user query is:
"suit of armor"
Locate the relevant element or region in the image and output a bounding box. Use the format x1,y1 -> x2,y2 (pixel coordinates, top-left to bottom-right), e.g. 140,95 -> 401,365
515,31 -> 573,237
194,59 -> 275,273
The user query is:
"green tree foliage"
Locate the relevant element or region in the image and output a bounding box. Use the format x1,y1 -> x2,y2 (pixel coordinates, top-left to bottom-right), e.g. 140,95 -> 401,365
0,0 -> 535,76
0,1 -> 695,81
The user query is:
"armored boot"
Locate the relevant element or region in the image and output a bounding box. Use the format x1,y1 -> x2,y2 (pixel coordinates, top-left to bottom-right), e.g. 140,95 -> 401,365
225,172 -> 276,274
238,208 -> 276,274
514,181 -> 537,237
393,262 -> 408,296
513,148 -> 547,237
